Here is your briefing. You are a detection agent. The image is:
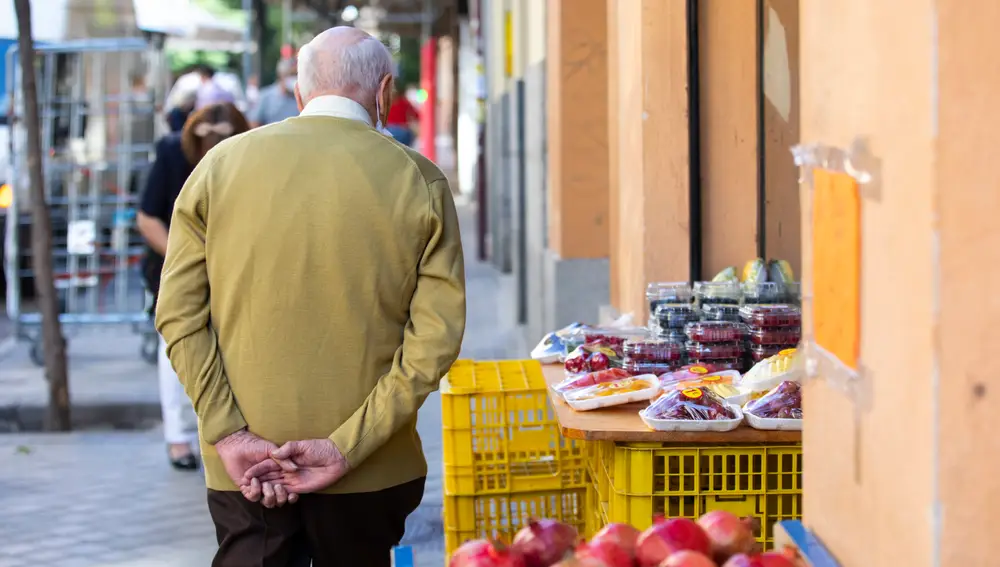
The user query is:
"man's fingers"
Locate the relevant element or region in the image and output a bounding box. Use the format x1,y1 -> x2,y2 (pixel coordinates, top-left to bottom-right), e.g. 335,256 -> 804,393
288,492 -> 299,504
256,470 -> 284,483
261,481 -> 276,508
271,456 -> 298,472
270,441 -> 303,461
242,459 -> 281,484
243,478 -> 262,502
274,484 -> 288,507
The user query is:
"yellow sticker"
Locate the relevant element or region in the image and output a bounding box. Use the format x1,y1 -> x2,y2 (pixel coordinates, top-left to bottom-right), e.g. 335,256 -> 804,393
779,348 -> 797,356
690,366 -> 709,374
702,376 -> 721,382
682,388 -> 703,399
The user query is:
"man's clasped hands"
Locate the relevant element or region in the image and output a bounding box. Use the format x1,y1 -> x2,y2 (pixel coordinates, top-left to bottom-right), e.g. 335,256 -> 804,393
215,429 -> 350,508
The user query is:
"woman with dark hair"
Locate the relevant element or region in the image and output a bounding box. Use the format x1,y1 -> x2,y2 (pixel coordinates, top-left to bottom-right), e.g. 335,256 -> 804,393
137,102 -> 250,470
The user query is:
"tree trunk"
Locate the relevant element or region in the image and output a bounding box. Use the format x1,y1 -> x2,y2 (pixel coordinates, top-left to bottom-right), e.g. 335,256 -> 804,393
14,0 -> 71,431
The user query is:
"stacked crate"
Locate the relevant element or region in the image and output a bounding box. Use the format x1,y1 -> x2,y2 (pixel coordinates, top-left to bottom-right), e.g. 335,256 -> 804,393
442,360 -> 587,559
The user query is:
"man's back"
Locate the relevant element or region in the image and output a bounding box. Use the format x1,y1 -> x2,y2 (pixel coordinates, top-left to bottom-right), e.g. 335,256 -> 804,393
164,115 -> 464,493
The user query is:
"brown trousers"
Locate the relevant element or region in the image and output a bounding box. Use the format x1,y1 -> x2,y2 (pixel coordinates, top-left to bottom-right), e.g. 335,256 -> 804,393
207,477 -> 425,567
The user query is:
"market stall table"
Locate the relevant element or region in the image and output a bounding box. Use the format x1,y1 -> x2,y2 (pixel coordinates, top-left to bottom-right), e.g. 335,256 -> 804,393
542,364 -> 802,443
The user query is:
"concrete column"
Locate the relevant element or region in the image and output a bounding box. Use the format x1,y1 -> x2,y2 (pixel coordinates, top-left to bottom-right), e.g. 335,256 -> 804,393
799,1 -> 1000,565
608,0 -> 690,323
543,0 -> 611,329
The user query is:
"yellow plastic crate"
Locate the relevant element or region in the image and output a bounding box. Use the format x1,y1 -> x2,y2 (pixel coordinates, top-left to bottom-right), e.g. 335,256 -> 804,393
444,488 -> 586,559
442,360 -> 585,494
588,441 -> 802,549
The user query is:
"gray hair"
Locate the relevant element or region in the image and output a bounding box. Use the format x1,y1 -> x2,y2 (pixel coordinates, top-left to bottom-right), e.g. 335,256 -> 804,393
296,33 -> 394,101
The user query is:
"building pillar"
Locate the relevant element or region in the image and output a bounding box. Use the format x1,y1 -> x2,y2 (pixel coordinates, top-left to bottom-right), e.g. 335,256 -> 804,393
543,0 -> 610,328
608,0 -> 690,323
799,0 -> 1000,565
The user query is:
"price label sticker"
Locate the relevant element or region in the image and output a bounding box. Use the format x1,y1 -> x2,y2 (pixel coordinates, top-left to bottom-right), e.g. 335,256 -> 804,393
682,388 -> 703,399
690,366 -> 709,375
702,376 -> 721,382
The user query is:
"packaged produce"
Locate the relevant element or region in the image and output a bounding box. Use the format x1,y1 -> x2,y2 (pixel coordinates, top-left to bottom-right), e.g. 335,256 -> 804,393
639,387 -> 743,432
564,375 -> 660,411
563,342 -> 623,374
689,358 -> 746,372
749,343 -> 795,362
684,321 -> 746,343
686,341 -> 745,360
646,282 -> 694,313
748,326 -> 801,345
700,303 -> 742,322
654,328 -> 688,343
738,348 -> 801,400
744,380 -> 802,419
530,322 -> 589,363
659,363 -> 732,386
624,358 -> 678,376
654,303 -> 700,330
767,259 -> 795,284
711,266 -> 739,283
739,304 -> 802,327
581,327 -> 648,350
552,368 -> 631,398
741,282 -> 785,304
741,258 -> 767,284
664,370 -> 743,401
623,338 -> 683,362
694,281 -> 742,306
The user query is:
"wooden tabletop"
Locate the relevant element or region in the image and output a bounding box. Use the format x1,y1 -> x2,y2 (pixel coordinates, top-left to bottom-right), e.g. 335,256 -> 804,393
542,364 -> 802,443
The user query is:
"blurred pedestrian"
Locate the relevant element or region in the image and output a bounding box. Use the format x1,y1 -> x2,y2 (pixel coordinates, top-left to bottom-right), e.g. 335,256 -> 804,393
248,58 -> 300,127
155,26 -> 466,566
385,82 -> 419,146
137,102 -> 251,471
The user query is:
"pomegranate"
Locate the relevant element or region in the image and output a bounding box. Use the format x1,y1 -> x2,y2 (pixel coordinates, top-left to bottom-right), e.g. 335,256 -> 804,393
721,554 -> 763,567
450,539 -> 527,567
756,552 -> 796,567
512,519 -> 579,567
589,352 -> 611,371
590,523 -> 642,559
660,550 -> 718,567
575,539 -> 634,567
636,516 -> 711,567
697,511 -> 756,561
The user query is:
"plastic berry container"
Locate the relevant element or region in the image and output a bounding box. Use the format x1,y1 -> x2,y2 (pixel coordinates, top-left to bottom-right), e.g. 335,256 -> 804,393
750,343 -> 798,362
739,304 -> 802,327
694,281 -> 742,306
684,321 -> 746,343
687,358 -> 745,372
623,338 -> 683,362
654,303 -> 699,330
700,303 -> 742,322
685,341 -> 745,360
654,328 -> 687,343
741,282 -> 786,304
646,282 -> 693,315
624,358 -> 678,376
748,326 -> 801,345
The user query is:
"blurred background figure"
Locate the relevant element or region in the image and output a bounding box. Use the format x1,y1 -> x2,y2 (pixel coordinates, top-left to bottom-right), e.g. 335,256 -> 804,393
245,74 -> 260,113
196,80 -> 237,110
164,64 -> 215,132
249,58 -> 300,127
386,82 -> 419,147
136,102 -> 251,471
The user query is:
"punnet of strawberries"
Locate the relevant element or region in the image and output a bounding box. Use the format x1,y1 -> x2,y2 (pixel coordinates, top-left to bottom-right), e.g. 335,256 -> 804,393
449,511 -> 802,567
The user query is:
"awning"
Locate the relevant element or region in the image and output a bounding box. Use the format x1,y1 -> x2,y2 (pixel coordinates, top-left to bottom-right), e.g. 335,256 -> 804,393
133,0 -> 252,50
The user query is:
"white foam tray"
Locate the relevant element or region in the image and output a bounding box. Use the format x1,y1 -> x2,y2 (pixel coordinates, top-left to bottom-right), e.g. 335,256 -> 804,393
564,375 -> 660,412
639,403 -> 745,432
744,411 -> 803,431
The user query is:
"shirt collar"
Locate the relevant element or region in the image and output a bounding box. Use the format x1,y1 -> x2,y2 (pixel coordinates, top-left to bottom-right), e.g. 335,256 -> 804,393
299,95 -> 373,126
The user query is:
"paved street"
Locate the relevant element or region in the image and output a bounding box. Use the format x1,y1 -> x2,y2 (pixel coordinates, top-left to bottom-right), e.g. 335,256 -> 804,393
0,202 -> 525,567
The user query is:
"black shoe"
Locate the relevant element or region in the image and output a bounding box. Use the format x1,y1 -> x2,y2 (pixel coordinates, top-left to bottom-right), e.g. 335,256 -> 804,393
169,453 -> 200,471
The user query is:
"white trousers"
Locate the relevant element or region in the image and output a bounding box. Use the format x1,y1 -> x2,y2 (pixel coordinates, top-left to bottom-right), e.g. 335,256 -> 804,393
158,336 -> 199,445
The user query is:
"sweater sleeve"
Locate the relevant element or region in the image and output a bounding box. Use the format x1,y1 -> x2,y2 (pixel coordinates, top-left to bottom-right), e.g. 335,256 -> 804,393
154,154 -> 248,444
328,177 -> 467,468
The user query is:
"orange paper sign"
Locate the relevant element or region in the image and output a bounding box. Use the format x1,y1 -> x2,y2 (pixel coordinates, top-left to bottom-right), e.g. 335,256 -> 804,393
811,169 -> 861,370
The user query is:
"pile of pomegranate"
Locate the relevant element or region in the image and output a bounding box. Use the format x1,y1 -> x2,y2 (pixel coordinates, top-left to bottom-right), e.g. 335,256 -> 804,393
449,512 -> 799,567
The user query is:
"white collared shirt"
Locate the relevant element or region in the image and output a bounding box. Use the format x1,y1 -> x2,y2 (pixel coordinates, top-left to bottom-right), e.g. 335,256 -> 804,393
299,95 -> 373,126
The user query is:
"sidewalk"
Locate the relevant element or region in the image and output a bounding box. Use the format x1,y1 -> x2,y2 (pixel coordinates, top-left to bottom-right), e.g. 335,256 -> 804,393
0,202 -> 524,567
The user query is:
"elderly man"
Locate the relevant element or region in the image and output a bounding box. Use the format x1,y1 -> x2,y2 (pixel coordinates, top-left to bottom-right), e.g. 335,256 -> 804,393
249,57 -> 301,127
155,27 -> 466,566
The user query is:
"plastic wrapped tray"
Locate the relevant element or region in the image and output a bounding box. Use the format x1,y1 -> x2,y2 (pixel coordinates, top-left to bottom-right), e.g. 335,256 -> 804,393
684,321 -> 746,342
743,381 -> 802,430
694,281 -> 742,305
622,338 -> 683,362
748,326 -> 801,345
552,368 -> 632,400
654,304 -> 699,330
581,328 -> 648,349
686,341 -> 745,360
624,358 -> 677,376
750,343 -> 797,362
739,304 -> 802,327
639,390 -> 744,432
700,303 -> 742,322
688,357 -> 746,372
564,375 -> 660,411
662,370 -> 745,404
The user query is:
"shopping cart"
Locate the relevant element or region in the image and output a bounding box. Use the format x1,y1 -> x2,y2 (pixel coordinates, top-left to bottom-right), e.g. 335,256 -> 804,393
4,38 -> 165,366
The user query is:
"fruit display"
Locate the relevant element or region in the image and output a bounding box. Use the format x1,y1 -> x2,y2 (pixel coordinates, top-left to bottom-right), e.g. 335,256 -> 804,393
624,359 -> 678,376
623,338 -> 684,363
643,387 -> 736,421
646,282 -> 694,318
654,304 -> 700,331
738,305 -> 801,328
565,343 -> 624,374
583,328 -> 649,351
741,259 -> 768,285
659,364 -> 730,386
699,303 -> 742,322
449,511 -> 799,567
552,368 -> 632,398
747,327 -> 801,346
689,358 -> 746,372
531,322 -> 591,364
684,322 -> 747,343
743,381 -> 802,420
694,281 -> 742,306
664,371 -> 742,400
748,344 -> 790,363
564,375 -> 660,411
738,349 -> 801,401
685,341 -> 745,360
